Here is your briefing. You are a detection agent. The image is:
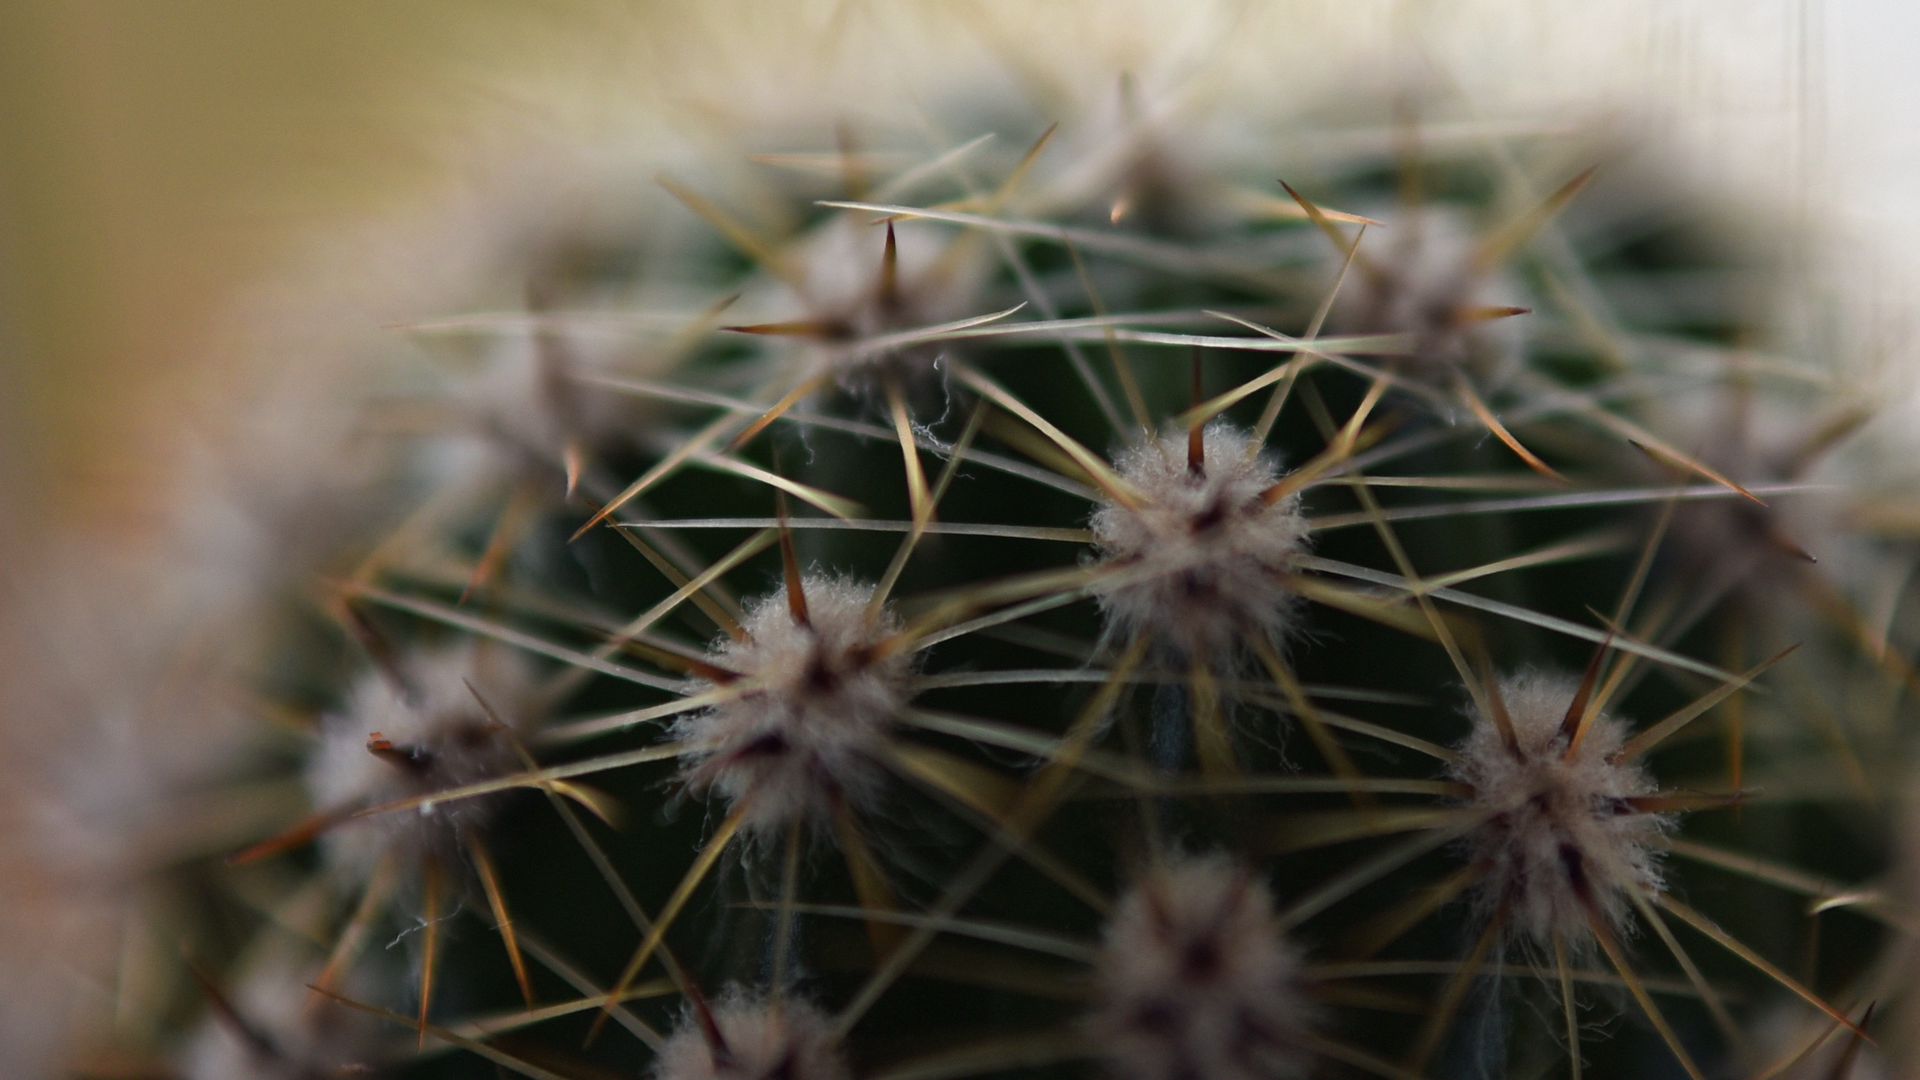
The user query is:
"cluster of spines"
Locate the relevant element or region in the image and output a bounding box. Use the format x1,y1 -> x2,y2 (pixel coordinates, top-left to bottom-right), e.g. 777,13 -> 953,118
107,83 -> 1914,1080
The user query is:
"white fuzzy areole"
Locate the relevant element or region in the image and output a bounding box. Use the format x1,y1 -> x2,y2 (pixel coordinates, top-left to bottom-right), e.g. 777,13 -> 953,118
447,327 -> 650,485
1450,670 -> 1673,948
675,575 -> 911,833
652,993 -> 848,1080
1638,386 -> 1857,610
305,644 -> 540,878
176,952 -> 380,1080
1090,853 -> 1313,1080
1089,422 -> 1309,662
1328,202 -> 1528,389
733,214 -> 989,388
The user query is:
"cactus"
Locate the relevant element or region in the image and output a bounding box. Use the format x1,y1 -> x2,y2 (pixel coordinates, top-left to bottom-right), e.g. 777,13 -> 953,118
25,37 -> 1918,1080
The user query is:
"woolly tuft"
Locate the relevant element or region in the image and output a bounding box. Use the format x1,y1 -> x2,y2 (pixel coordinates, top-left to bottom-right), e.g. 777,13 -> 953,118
1089,853 -> 1314,1080
675,574 -> 912,833
1089,422 -> 1309,662
305,643 -> 540,878
652,992 -> 848,1080
1450,669 -> 1673,949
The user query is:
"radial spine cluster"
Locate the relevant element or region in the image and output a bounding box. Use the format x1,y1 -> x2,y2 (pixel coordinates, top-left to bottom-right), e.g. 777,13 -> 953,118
675,574 -> 913,833
1089,421 -> 1310,662
1450,669 -> 1673,948
305,643 -> 539,877
1090,854 -> 1314,1080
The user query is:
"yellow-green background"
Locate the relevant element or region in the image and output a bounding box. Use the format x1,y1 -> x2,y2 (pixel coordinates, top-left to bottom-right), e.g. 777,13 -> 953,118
0,1 -> 1899,541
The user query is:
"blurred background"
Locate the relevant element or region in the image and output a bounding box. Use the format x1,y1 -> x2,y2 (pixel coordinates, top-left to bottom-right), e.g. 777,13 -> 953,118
3,0 -> 1917,553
